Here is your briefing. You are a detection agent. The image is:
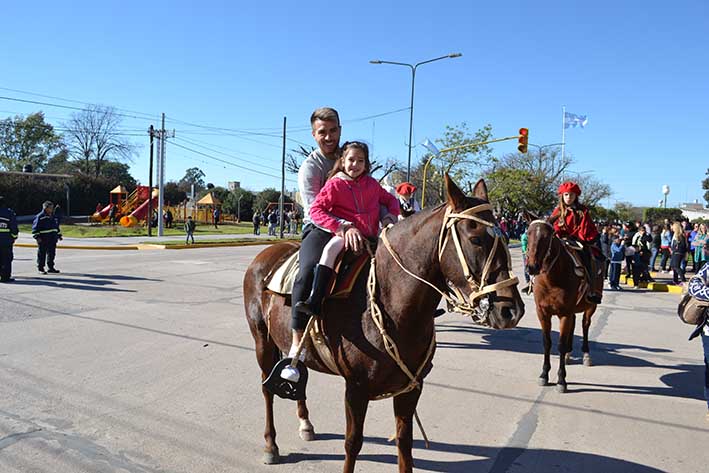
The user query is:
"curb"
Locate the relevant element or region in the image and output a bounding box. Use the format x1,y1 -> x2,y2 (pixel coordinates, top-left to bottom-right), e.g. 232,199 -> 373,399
619,274 -> 684,294
16,243 -> 140,251
15,241 -> 281,251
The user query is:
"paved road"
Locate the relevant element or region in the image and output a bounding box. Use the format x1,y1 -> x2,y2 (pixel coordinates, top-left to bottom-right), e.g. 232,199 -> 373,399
0,243 -> 707,472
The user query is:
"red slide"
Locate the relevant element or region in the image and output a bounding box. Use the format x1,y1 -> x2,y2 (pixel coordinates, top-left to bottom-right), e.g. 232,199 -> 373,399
120,196 -> 158,227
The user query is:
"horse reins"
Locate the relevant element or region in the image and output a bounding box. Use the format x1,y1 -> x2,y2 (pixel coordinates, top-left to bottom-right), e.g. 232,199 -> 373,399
376,203 -> 518,325
529,219 -> 560,272
364,203 -> 519,401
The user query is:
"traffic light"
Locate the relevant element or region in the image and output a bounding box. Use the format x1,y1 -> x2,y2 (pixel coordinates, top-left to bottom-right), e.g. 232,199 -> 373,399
518,128 -> 529,153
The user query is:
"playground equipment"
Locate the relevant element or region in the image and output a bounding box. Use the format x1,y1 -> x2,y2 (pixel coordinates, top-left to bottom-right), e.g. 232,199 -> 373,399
90,185 -> 158,227
119,188 -> 159,227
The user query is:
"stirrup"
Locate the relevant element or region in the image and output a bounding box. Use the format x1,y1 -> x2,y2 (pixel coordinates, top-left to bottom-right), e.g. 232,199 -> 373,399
263,358 -> 309,400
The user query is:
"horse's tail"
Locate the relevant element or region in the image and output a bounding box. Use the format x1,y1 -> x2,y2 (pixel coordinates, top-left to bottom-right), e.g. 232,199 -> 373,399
243,242 -> 299,374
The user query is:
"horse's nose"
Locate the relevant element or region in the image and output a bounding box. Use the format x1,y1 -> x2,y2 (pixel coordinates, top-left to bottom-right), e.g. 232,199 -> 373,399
527,263 -> 539,275
496,304 -> 525,328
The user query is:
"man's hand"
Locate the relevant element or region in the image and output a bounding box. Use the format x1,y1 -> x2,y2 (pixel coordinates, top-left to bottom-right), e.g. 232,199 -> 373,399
344,227 -> 365,254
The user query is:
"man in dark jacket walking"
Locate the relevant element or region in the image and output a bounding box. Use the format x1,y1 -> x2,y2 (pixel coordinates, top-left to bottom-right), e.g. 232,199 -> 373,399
32,201 -> 62,274
0,196 -> 19,282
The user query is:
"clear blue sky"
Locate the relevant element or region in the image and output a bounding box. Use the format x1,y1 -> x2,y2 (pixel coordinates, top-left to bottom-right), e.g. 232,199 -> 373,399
1,0 -> 707,208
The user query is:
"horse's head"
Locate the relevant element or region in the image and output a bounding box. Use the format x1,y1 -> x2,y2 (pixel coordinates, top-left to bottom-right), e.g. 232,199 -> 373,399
522,210 -> 554,275
437,175 -> 524,329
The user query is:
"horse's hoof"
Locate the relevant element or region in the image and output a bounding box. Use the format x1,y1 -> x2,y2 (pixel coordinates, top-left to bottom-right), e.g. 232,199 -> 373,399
583,355 -> 592,366
538,376 -> 549,386
262,448 -> 280,465
299,428 -> 316,441
556,383 -> 568,393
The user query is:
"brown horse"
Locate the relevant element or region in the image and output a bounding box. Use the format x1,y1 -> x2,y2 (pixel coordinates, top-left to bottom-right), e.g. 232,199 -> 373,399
523,212 -> 599,393
243,176 -> 524,472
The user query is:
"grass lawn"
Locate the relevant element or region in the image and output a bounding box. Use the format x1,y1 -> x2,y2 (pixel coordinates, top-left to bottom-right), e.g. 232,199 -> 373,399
18,222 -> 257,238
143,237 -> 296,246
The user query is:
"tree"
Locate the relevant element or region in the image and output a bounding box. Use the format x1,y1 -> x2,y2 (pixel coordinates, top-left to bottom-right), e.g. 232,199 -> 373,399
0,112 -> 63,172
702,168 -> 709,208
404,123 -> 494,206
613,201 -> 643,223
178,167 -> 206,195
254,188 -> 294,214
45,149 -> 78,175
573,175 -> 612,209
64,105 -> 135,176
222,189 -> 256,220
99,161 -> 137,189
163,181 -> 187,206
482,148 -> 571,215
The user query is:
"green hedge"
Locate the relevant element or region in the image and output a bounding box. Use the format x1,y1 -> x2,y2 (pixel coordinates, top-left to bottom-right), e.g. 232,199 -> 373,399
643,207 -> 684,223
0,173 -> 116,216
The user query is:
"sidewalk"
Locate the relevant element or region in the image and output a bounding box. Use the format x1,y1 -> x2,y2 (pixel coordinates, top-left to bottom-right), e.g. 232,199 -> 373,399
14,230 -> 292,249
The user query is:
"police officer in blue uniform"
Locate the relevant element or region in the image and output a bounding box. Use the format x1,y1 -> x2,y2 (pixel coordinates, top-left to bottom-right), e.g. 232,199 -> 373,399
0,196 -> 19,283
32,200 -> 62,274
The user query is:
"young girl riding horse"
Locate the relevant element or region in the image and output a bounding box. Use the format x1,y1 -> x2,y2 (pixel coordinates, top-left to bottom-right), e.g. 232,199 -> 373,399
281,141 -> 400,382
549,181 -> 603,304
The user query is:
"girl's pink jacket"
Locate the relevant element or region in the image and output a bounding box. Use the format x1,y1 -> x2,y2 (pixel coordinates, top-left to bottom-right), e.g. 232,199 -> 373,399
310,172 -> 400,238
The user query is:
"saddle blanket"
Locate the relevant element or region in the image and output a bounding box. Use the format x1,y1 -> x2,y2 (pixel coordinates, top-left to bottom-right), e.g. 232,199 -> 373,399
266,250 -> 370,298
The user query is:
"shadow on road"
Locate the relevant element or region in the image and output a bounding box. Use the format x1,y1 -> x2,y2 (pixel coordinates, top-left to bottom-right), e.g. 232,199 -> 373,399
11,276 -> 137,293
281,433 -> 666,473
435,323 -> 703,401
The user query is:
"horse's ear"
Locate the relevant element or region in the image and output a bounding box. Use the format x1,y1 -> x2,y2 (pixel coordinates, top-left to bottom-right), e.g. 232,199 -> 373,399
523,210 -> 538,223
445,174 -> 467,209
472,179 -> 489,201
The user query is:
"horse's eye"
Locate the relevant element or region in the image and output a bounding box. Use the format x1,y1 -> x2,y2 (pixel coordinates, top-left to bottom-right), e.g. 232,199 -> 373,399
470,236 -> 483,246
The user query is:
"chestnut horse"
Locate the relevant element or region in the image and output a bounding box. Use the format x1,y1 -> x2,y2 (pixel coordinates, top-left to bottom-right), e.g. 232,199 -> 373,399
243,176 -> 524,472
523,212 -> 599,393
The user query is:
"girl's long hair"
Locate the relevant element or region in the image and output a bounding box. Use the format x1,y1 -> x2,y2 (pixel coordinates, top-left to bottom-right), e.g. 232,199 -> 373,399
672,222 -> 686,243
327,141 -> 371,180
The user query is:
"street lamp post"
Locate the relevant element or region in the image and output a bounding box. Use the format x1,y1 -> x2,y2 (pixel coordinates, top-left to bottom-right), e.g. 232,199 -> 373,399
370,53 -> 462,182
662,185 -> 670,208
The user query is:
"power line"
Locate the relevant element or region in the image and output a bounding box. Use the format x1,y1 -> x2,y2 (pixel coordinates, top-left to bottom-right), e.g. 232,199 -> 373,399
173,136 -> 282,171
169,140 -> 296,183
0,86 -> 158,120
0,96 -> 156,122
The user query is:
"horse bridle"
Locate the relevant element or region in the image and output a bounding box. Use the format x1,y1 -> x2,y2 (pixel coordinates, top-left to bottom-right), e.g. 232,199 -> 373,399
380,203 -> 519,325
529,219 -> 560,271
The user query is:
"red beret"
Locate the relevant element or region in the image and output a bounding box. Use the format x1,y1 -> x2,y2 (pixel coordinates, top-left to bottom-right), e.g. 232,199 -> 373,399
396,182 -> 417,195
558,181 -> 581,196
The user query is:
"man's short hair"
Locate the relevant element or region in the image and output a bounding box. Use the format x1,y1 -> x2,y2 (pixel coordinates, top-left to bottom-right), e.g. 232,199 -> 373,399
43,200 -> 54,209
310,107 -> 340,127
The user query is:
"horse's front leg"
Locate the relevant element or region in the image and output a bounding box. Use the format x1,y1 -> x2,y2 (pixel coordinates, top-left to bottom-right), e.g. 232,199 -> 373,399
343,382 -> 369,473
296,399 -> 315,441
538,313 -> 552,386
393,387 -> 423,473
581,307 -> 596,366
556,314 -> 576,393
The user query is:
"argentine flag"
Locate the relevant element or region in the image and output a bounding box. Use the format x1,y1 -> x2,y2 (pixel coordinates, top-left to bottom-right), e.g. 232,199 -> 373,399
564,112 -> 588,129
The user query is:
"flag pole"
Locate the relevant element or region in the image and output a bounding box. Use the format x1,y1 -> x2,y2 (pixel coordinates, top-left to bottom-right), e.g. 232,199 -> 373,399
561,105 -> 566,162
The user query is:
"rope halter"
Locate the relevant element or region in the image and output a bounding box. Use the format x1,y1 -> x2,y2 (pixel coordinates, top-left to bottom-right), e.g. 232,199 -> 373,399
528,219 -> 559,272
381,203 -> 518,326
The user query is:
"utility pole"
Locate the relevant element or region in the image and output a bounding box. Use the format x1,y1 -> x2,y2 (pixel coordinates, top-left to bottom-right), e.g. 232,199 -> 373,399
156,113 -> 175,237
148,125 -> 154,237
279,116 -> 286,239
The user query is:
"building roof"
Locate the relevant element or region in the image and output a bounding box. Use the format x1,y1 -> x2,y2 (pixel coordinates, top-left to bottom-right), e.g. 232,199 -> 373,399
197,192 -> 221,205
